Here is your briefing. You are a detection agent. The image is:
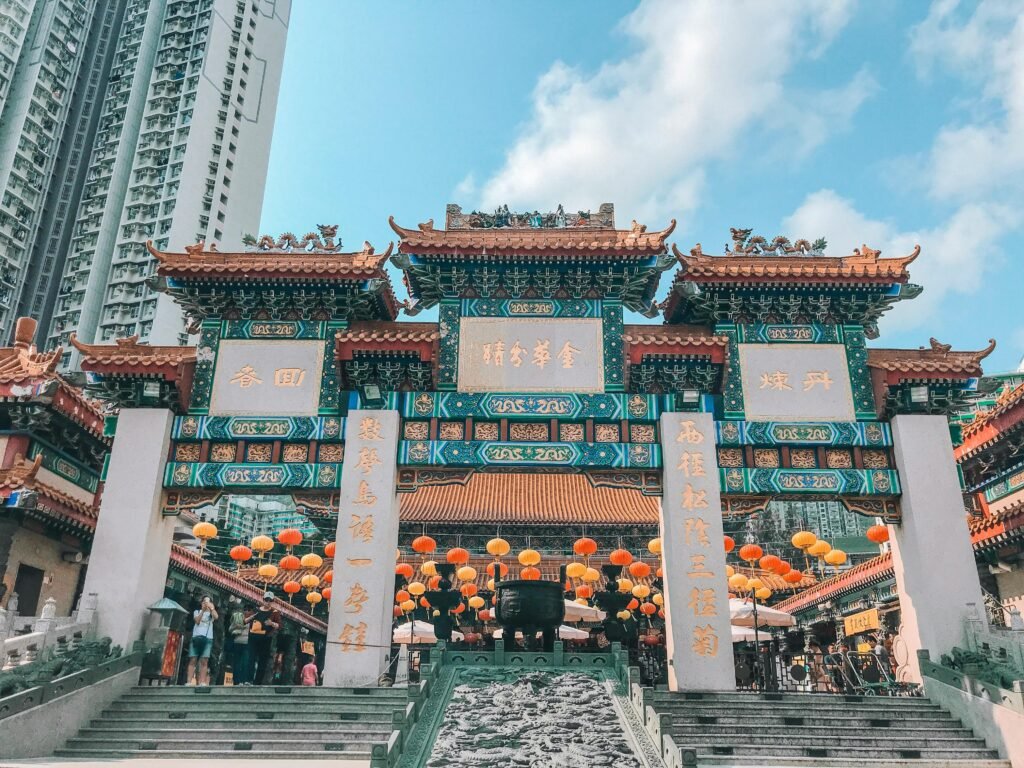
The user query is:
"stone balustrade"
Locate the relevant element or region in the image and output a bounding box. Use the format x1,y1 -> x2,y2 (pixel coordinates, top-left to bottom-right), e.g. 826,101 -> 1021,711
0,595 -> 97,671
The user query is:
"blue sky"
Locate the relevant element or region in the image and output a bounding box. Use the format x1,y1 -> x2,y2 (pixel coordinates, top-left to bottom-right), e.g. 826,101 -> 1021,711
261,0 -> 1024,372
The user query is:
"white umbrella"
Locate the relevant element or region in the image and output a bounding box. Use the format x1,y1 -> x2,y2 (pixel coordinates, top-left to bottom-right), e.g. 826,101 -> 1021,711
729,597 -> 796,628
564,599 -> 607,622
493,625 -> 590,640
392,620 -> 464,645
731,625 -> 761,643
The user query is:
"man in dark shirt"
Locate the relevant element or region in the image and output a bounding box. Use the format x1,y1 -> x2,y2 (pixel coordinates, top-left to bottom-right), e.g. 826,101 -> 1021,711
246,592 -> 281,685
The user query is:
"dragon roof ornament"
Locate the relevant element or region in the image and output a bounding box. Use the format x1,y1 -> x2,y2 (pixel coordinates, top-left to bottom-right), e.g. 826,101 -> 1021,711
445,203 -> 616,230
241,224 -> 342,253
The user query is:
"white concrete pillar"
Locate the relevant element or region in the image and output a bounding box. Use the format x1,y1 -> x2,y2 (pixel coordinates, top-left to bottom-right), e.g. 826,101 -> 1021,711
81,408 -> 175,652
659,412 -> 734,690
889,414 -> 985,682
323,410 -> 401,687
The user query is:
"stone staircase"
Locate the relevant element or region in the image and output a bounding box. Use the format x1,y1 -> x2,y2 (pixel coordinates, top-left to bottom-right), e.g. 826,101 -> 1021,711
53,685 -> 411,760
639,690 -> 1010,767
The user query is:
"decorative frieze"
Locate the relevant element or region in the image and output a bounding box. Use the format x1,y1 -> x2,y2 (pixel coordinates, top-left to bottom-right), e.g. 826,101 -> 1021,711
398,440 -> 661,469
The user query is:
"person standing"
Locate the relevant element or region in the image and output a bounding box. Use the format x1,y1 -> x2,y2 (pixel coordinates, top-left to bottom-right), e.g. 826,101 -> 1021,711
227,597 -> 251,685
247,592 -> 281,685
300,655 -> 319,686
186,595 -> 218,686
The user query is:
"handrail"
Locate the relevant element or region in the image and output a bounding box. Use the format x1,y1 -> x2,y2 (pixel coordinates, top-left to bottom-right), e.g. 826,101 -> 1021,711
1,596 -> 94,671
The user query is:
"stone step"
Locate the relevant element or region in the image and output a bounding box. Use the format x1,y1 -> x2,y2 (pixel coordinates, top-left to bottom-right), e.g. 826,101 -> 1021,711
91,713 -> 396,726
128,685 -> 406,698
105,700 -> 403,714
650,697 -> 943,711
120,692 -> 406,704
77,727 -> 393,742
62,736 -> 379,752
649,691 -> 932,705
669,731 -> 991,750
688,757 -> 1009,768
667,743 -> 1002,761
668,713 -> 961,728
54,748 -> 371,760
669,723 -> 978,739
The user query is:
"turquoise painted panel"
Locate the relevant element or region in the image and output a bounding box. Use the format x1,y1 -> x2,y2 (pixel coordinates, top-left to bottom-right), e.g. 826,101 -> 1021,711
715,420 -> 891,446
461,298 -> 600,318
398,440 -> 660,468
164,462 -> 342,488
438,302 -> 460,390
720,467 -> 900,495
26,439 -> 100,493
739,324 -> 841,344
982,466 -> 1024,503
400,391 -> 668,420
602,300 -> 625,392
221,320 -> 326,339
171,415 -> 345,441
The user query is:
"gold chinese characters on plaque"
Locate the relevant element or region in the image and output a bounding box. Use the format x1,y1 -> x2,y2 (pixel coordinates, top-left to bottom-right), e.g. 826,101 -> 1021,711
738,344 -> 855,422
209,340 -> 324,417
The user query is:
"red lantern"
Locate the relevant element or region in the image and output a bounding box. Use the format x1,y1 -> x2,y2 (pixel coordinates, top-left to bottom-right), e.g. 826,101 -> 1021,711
479,609 -> 492,622
323,569 -> 333,584
628,561 -> 651,579
658,609 -> 665,619
446,547 -> 470,565
626,598 -> 640,611
460,584 -> 478,598
279,554 -> 300,571
759,554 -> 781,572
452,603 -> 466,614
866,525 -> 890,544
322,587 -> 332,600
395,589 -> 411,604
640,602 -> 657,616
486,561 -> 509,578
230,545 -> 252,563
420,597 -> 430,608
576,584 -> 593,599
396,563 -> 414,579
738,544 -> 763,563
656,566 -> 663,578
324,541 -> 336,557
277,528 -> 303,548
775,561 -> 791,576
428,575 -> 441,589
608,549 -> 633,567
393,605 -> 403,618
783,570 -> 803,584
642,633 -> 660,646
723,535 -> 735,554
283,580 -> 301,595
573,537 -> 598,556
520,566 -> 541,580
412,535 -> 437,554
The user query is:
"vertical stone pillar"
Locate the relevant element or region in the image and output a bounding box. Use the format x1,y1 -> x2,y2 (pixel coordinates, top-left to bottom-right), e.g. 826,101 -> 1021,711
659,412 -> 733,690
323,410 -> 400,687
80,408 -> 175,652
889,414 -> 984,682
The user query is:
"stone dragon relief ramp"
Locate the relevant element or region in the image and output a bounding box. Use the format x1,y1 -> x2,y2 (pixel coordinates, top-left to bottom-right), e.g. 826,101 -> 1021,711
397,644 -> 663,768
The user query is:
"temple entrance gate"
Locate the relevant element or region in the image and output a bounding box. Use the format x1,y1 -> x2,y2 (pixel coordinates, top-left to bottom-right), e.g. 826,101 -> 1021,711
74,211 -> 994,690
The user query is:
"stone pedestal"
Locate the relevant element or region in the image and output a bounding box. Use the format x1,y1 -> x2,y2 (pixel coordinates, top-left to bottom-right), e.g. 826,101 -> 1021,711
659,412 -> 734,690
323,410 -> 401,687
80,408 -> 175,651
889,414 -> 985,682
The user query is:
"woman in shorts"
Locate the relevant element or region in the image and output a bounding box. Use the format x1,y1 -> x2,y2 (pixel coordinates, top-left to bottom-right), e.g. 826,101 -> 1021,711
186,595 -> 218,685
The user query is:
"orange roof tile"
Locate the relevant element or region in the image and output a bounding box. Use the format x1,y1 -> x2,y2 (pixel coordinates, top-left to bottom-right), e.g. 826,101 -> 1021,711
71,334 -> 196,377
146,239 -> 393,280
673,243 -> 919,283
868,338 -> 995,379
0,455 -> 98,529
623,323 -> 728,365
398,473 -> 660,524
960,380 -> 1024,445
773,553 -> 893,614
390,217 -> 675,258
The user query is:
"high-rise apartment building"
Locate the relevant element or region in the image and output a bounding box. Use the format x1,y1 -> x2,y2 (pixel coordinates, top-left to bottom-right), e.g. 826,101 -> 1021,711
0,0 -> 290,367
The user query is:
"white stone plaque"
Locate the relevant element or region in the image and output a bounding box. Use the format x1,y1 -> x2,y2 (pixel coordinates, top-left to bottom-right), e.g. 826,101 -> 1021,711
209,340 -> 324,416
457,317 -> 604,393
659,412 -> 734,691
738,343 -> 855,422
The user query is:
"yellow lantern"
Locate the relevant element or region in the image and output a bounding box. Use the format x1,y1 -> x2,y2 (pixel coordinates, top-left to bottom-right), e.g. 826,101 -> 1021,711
652,593 -> 664,606
755,587 -> 772,600
565,562 -> 587,579
300,553 -> 323,569
421,560 -> 438,577
791,531 -> 817,550
257,563 -> 278,581
807,540 -> 832,558
726,564 -> 735,578
432,609 -> 440,617
486,538 -> 511,557
632,584 -> 651,599
616,610 -> 632,621
728,573 -> 749,591
487,578 -> 496,591
468,595 -> 485,609
518,549 -> 541,566
457,566 -> 477,582
824,549 -> 847,567
746,578 -> 764,592
400,599 -> 415,613
306,592 -> 322,608
648,538 -> 662,555
582,567 -> 601,582
617,578 -> 634,593
251,535 -> 274,555
407,581 -> 426,596
192,522 -> 217,554
300,573 -> 320,590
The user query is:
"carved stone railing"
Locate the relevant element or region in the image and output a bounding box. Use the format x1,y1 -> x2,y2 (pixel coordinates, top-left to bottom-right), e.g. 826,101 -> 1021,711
0,595 -> 97,671
919,649 -> 1024,716
965,600 -> 1024,677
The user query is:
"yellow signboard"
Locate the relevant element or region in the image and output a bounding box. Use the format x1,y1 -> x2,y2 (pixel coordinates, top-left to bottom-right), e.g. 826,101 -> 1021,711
844,607 -> 880,636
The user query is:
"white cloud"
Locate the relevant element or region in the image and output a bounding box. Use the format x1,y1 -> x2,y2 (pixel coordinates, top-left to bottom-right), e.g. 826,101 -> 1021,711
477,0 -> 864,224
909,0 -> 1024,202
783,189 -> 1018,330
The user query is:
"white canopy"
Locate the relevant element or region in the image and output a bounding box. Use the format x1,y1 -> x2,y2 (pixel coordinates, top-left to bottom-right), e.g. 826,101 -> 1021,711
729,597 -> 796,628
392,620 -> 464,645
564,599 -> 607,623
731,625 -> 762,643
493,625 -> 590,640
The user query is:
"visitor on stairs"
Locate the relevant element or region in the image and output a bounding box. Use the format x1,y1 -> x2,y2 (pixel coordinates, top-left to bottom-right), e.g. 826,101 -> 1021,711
186,595 -> 218,685
300,654 -> 320,686
227,596 -> 251,685
247,591 -> 281,685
